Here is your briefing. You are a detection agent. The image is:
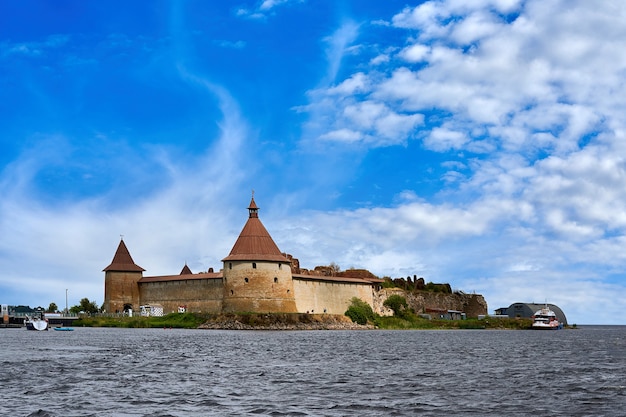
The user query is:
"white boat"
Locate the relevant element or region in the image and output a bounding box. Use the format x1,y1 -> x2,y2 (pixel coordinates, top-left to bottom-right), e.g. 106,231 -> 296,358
531,305 -> 563,330
25,310 -> 49,331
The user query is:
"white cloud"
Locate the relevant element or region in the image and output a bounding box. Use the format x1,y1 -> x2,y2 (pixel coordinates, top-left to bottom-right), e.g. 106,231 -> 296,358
323,21 -> 360,83
260,0 -> 291,11
319,128 -> 362,143
327,72 -> 369,95
424,127 -> 469,151
399,44 -> 429,62
370,54 -> 390,65
236,0 -> 303,19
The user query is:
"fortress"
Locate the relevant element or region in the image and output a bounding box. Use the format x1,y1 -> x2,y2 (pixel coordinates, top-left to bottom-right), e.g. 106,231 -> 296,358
103,196 -> 383,316
103,196 -> 487,318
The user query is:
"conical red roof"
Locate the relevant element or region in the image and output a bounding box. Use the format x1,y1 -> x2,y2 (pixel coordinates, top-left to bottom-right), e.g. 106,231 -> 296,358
222,197 -> 289,263
103,239 -> 145,272
180,264 -> 193,275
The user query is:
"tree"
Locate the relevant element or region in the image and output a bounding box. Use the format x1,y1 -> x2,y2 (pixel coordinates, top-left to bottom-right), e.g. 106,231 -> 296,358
47,303 -> 58,313
345,297 -> 376,325
383,294 -> 408,317
329,262 -> 341,276
70,298 -> 100,315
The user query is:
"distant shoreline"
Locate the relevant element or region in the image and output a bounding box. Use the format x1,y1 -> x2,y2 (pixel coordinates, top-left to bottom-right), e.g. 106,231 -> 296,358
70,312 -> 543,330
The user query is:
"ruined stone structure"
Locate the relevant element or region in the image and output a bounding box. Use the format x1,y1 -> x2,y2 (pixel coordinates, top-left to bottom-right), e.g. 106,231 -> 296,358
103,197 -> 383,315
374,288 -> 488,318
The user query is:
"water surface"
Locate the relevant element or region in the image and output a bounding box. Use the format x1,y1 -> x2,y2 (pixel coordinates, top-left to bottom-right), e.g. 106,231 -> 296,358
1,326 -> 625,416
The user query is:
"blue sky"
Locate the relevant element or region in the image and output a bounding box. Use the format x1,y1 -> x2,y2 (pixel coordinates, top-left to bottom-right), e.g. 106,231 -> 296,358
1,0 -> 626,324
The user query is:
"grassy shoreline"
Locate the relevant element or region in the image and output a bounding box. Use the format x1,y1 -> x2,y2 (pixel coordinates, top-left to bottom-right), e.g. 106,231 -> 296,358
375,315 -> 534,330
72,312 -> 537,330
73,312 -> 208,329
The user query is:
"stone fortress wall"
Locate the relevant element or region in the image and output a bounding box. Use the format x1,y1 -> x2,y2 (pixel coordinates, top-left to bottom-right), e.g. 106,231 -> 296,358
292,277 -> 376,315
222,259 -> 296,313
138,278 -> 223,314
104,196 -> 487,318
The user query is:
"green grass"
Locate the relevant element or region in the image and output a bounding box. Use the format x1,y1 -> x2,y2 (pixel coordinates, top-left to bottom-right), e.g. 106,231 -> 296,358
372,315 -> 533,330
73,313 -> 207,329
74,312 -> 536,330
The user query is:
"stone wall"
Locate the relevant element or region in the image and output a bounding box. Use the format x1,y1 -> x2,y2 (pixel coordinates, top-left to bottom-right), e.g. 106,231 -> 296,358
126,271 -> 487,319
139,279 -> 223,314
293,278 -> 375,315
374,288 -> 487,318
222,260 -> 297,313
104,271 -> 142,314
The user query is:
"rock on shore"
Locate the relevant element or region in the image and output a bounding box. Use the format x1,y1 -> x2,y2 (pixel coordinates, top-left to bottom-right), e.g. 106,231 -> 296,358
198,313 -> 372,330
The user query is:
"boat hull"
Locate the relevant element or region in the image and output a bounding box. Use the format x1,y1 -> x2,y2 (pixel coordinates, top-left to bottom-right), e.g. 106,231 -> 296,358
53,327 -> 74,331
531,323 -> 563,330
26,320 -> 49,331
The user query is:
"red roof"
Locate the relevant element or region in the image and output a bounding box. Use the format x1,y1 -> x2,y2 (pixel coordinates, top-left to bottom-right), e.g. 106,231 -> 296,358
292,274 -> 381,285
139,271 -> 222,283
222,197 -> 289,263
180,264 -> 193,275
103,239 -> 145,272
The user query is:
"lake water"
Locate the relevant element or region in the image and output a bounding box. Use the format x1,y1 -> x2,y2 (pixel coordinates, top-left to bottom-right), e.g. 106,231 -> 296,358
1,326 -> 625,416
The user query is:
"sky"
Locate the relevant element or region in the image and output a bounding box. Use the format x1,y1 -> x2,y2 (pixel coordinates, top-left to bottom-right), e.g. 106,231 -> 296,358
1,0 -> 625,324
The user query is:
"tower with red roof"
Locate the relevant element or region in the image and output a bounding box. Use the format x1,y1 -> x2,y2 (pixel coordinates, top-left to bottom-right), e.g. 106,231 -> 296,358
103,238 -> 145,313
221,196 -> 297,312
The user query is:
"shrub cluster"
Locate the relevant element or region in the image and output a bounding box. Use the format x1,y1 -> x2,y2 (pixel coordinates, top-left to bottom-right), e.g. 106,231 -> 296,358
344,297 -> 376,325
383,294 -> 408,317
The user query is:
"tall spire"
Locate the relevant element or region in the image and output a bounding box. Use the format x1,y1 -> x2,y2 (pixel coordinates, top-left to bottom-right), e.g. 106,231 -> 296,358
103,238 -> 145,272
223,195 -> 288,262
248,191 -> 258,218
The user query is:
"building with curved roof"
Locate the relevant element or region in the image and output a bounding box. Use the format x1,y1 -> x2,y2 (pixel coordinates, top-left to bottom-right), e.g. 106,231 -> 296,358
498,303 -> 568,326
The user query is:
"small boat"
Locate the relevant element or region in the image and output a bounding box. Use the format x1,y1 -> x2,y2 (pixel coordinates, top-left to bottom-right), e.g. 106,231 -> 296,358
531,305 -> 563,330
25,310 -> 49,331
53,327 -> 74,331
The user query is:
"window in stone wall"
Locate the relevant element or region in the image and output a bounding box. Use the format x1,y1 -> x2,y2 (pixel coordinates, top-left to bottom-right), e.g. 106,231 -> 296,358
245,277 -> 249,283
229,263 -> 232,269
252,262 -> 257,269
274,277 -> 278,283
278,264 -> 282,270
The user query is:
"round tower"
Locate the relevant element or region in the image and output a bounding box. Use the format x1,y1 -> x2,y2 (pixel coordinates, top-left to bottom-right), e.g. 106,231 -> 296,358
222,196 -> 297,313
103,238 -> 145,314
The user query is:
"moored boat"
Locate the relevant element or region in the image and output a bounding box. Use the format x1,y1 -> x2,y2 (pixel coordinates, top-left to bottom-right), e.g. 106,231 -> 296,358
531,305 -> 563,330
25,310 -> 49,331
53,327 -> 74,331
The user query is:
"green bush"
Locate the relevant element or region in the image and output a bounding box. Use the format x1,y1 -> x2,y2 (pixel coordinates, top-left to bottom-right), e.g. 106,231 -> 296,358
383,295 -> 408,316
345,297 -> 376,325
381,277 -> 395,288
